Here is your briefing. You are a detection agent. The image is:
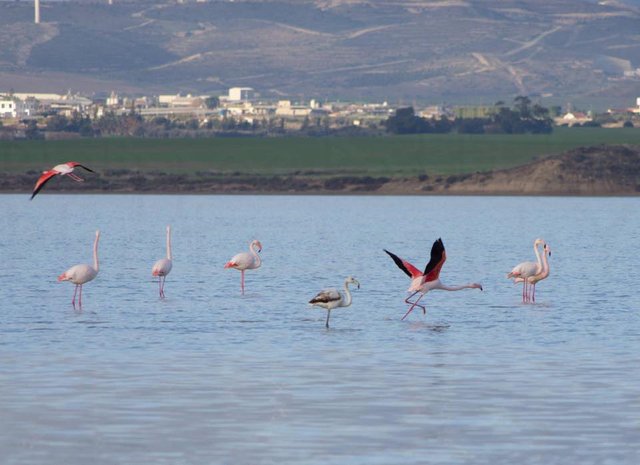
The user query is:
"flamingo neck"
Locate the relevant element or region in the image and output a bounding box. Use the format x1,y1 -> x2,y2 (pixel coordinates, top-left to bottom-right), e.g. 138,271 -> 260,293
533,241 -> 543,273
93,232 -> 100,272
342,280 -> 353,307
166,227 -> 172,260
436,283 -> 474,291
539,248 -> 550,278
250,242 -> 261,268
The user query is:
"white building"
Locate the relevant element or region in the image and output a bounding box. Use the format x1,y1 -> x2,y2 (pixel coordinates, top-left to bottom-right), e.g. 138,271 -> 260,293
275,100 -> 312,117
13,92 -> 64,101
0,98 -> 38,118
106,92 -> 120,107
158,94 -> 203,107
228,87 -> 255,102
0,99 -> 16,118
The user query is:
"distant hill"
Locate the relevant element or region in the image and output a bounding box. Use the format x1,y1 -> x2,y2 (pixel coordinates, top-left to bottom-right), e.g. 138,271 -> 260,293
407,144 -> 640,195
1,0 -> 639,106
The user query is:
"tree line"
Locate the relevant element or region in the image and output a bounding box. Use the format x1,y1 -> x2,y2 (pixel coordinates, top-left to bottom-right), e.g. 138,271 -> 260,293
384,96 -> 554,135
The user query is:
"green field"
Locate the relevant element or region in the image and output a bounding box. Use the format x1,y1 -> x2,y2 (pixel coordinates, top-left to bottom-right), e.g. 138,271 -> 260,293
2,128 -> 640,176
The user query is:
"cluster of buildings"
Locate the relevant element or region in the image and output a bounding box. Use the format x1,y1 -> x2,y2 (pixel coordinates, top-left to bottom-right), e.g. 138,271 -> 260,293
0,87 -> 399,130
0,92 -> 92,119
2,88 -> 640,129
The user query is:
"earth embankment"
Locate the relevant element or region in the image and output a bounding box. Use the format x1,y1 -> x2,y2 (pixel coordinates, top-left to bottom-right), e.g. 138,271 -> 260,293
3,144 -> 639,196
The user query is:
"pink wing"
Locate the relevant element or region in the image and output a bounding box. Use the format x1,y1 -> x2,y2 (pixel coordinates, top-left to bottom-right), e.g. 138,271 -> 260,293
384,250 -> 423,279
30,170 -> 58,200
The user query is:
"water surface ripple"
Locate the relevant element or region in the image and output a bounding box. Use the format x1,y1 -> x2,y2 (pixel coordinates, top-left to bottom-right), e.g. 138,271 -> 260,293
0,195 -> 638,464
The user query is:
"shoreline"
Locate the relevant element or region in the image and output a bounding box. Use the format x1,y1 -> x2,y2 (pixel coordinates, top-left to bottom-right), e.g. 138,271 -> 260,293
4,144 -> 639,197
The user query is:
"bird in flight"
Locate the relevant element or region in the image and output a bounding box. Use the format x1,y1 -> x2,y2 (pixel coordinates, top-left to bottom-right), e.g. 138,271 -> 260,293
30,162 -> 95,200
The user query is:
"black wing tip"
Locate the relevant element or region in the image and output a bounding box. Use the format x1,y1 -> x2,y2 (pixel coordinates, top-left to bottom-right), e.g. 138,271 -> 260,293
383,249 -> 397,258
78,164 -> 95,172
30,186 -> 44,200
433,238 -> 445,250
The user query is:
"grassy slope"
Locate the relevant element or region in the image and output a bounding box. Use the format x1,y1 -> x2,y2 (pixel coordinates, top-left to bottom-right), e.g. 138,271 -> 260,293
2,128 -> 640,176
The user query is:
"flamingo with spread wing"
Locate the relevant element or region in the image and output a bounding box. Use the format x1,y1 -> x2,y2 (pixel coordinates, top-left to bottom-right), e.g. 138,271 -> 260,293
30,162 -> 95,200
385,238 -> 483,320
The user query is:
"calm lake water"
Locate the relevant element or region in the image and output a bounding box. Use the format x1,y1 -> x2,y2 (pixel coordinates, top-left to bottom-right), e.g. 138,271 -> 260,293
0,194 -> 638,465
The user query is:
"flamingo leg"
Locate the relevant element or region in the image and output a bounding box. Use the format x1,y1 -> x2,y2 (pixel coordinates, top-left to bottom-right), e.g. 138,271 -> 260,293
72,284 -> 79,306
325,310 -> 331,328
404,291 -> 419,305
78,284 -> 83,308
241,270 -> 245,295
532,283 -> 536,303
160,276 -> 166,298
404,291 -> 426,314
402,293 -> 425,321
68,173 -> 84,182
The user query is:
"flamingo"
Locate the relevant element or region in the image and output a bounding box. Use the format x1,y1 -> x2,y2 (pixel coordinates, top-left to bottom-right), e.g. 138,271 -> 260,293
507,238 -> 545,303
224,240 -> 262,294
385,238 -> 483,321
309,276 -> 360,328
152,225 -> 173,298
30,162 -> 95,200
514,242 -> 551,303
58,230 -> 100,308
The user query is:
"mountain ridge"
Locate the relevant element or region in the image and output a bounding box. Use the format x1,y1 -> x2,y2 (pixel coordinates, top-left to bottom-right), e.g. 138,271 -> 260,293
1,0 -> 639,107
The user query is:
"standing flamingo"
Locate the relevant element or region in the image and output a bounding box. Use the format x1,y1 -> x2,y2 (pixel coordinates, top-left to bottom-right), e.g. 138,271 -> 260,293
507,238 -> 545,303
385,238 -> 483,321
152,225 -> 173,298
224,240 -> 262,294
58,230 -> 100,308
30,162 -> 95,200
309,276 -> 360,328
515,242 -> 551,303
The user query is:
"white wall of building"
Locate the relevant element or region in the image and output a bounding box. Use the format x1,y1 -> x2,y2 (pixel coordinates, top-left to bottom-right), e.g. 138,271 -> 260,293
0,100 -> 16,118
228,87 -> 255,102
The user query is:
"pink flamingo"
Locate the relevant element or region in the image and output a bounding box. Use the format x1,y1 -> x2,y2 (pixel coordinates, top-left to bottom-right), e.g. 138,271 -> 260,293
507,238 -> 544,303
224,240 -> 262,294
58,230 -> 100,308
30,162 -> 95,200
385,238 -> 483,321
152,225 -> 173,298
514,242 -> 551,303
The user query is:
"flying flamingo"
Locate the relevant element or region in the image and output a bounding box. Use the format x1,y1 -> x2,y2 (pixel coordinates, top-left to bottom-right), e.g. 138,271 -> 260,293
514,242 -> 551,303
58,230 -> 100,308
385,238 -> 483,321
507,238 -> 545,303
309,276 -> 360,328
152,225 -> 173,298
30,162 -> 95,200
224,240 -> 262,294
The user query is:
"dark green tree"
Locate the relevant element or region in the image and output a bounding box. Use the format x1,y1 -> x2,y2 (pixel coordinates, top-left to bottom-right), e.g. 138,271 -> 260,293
204,97 -> 220,109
